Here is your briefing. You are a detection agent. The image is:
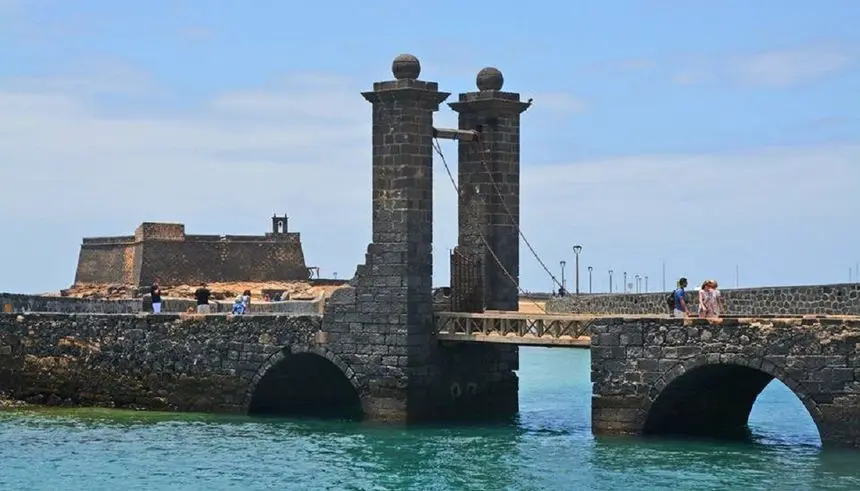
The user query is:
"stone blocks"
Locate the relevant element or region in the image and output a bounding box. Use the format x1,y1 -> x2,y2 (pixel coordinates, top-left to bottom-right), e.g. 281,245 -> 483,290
0,312 -> 323,412
548,283 -> 860,316
591,316 -> 860,448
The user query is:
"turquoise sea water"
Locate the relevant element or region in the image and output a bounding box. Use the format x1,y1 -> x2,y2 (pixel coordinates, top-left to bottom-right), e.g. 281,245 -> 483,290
1,348 -> 859,490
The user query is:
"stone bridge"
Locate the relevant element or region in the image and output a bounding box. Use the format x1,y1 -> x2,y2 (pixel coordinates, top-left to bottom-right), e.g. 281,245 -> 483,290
590,316 -> 860,448
0,312 -> 516,421
3,53 -> 860,449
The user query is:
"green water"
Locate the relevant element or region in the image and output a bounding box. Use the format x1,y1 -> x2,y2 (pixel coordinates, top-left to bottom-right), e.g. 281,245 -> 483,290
1,348 -> 859,490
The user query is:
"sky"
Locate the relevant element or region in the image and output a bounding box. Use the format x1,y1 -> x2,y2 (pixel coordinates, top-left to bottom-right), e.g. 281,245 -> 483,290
1,0 -> 859,294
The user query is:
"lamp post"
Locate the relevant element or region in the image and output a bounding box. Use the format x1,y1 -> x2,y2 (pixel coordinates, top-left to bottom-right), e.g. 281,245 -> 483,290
587,266 -> 593,294
635,274 -> 641,293
572,245 -> 583,295
608,269 -> 614,293
623,271 -> 628,293
560,260 -> 567,295
645,275 -> 649,293
333,272 -> 338,280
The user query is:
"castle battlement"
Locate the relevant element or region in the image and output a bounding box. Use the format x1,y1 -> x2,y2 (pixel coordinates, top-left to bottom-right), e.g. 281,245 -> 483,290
74,215 -> 309,286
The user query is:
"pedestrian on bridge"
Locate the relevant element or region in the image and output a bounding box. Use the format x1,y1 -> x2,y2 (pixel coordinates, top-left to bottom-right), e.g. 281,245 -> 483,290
670,278 -> 690,317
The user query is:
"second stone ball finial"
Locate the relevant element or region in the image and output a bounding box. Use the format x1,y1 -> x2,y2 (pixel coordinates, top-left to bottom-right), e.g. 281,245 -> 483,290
476,67 -> 504,91
392,54 -> 421,80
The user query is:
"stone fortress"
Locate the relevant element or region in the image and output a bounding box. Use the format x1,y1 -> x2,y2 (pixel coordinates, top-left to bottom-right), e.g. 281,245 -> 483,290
73,214 -> 309,287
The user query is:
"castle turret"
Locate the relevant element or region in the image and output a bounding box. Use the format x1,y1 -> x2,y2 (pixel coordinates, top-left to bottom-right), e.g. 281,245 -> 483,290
272,214 -> 288,235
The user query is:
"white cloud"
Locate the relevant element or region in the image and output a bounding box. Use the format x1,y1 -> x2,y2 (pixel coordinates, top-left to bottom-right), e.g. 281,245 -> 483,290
1,64 -> 858,294
732,48 -> 853,87
671,47 -> 854,88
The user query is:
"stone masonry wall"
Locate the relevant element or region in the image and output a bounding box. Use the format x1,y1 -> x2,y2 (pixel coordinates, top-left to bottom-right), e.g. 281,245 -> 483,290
74,223 -> 309,287
0,293 -> 141,314
74,241 -> 139,285
547,283 -> 860,316
0,313 -> 324,412
136,237 -> 307,286
590,316 -> 860,448
1,293 -> 323,315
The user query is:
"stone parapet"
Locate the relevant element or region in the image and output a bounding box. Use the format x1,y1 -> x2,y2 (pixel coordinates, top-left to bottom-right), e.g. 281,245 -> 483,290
547,283 -> 860,316
0,293 -> 324,315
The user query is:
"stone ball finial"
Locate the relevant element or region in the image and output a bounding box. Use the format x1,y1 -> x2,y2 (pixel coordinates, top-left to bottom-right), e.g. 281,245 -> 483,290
392,54 -> 421,80
476,67 -> 504,91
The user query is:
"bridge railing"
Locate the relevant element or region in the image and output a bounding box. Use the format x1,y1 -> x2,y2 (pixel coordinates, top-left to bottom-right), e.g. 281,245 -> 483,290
433,311 -> 592,344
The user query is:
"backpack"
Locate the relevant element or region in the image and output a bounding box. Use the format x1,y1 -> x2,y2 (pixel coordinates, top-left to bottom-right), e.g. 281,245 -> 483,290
666,289 -> 677,311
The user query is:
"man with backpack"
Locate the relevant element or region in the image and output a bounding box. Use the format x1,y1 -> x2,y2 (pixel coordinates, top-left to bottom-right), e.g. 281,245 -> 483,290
667,277 -> 690,317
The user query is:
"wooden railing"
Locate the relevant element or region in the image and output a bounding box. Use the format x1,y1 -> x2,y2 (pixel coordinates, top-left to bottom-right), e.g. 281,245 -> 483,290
433,311 -> 592,347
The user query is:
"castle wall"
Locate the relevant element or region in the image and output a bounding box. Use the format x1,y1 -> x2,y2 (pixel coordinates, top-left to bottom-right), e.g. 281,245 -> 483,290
73,239 -> 138,285
73,223 -> 309,287
136,234 -> 307,286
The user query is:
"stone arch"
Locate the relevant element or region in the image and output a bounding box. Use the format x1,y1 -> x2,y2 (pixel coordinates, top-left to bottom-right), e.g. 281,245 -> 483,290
637,355 -> 825,442
243,344 -> 368,419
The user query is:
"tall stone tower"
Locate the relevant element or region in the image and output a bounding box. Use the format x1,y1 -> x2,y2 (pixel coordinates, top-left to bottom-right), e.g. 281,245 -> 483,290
450,67 -> 531,311
321,54 -> 449,421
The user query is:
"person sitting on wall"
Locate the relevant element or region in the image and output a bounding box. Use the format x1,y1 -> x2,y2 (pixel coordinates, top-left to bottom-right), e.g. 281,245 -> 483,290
195,283 -> 212,314
231,296 -> 246,315
241,289 -> 252,311
150,280 -> 163,314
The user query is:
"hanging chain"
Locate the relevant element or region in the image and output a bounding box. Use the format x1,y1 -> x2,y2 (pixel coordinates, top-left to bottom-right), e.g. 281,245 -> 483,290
432,138 -> 549,315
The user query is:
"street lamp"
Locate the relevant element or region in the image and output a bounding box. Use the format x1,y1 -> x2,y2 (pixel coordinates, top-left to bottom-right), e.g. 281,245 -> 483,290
623,271 -> 628,293
559,260 -> 567,295
635,274 -> 641,293
645,275 -> 649,293
587,266 -> 593,294
572,245 -> 583,295
608,269 -> 614,293
333,272 -> 338,280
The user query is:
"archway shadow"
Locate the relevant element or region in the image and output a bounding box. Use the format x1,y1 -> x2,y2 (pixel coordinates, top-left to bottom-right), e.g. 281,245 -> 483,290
248,352 -> 363,421
642,363 -> 822,445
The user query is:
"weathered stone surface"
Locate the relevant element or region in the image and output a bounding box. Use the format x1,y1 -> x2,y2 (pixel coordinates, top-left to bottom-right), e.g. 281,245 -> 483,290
75,219 -> 308,287
0,313 -> 333,413
548,283 -> 860,316
0,293 -> 323,315
590,316 -> 860,448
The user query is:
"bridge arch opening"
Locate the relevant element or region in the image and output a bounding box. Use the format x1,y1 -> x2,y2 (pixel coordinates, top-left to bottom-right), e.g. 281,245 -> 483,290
642,363 -> 821,444
248,352 -> 363,420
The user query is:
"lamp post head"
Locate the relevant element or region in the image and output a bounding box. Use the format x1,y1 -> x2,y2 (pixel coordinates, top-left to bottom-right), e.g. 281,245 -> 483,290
560,260 -> 566,267
573,245 -> 582,255
609,269 -> 613,275
588,266 -> 593,272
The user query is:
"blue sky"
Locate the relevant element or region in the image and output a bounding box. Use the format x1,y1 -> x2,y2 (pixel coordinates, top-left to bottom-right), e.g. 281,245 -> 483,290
1,0 -> 858,294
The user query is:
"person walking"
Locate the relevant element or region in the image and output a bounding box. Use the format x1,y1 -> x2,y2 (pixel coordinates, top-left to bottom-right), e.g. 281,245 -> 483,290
669,277 -> 690,317
699,280 -> 724,318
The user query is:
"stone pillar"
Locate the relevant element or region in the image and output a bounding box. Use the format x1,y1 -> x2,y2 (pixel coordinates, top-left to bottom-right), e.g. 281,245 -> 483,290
325,54 -> 448,421
449,67 -> 530,312
432,67 -> 526,422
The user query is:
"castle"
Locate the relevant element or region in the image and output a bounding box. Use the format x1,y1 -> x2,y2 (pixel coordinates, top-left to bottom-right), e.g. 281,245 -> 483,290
73,215 -> 309,286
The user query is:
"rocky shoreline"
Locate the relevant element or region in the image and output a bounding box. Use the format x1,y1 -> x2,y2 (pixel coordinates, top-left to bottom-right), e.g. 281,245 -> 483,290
0,392 -> 28,409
